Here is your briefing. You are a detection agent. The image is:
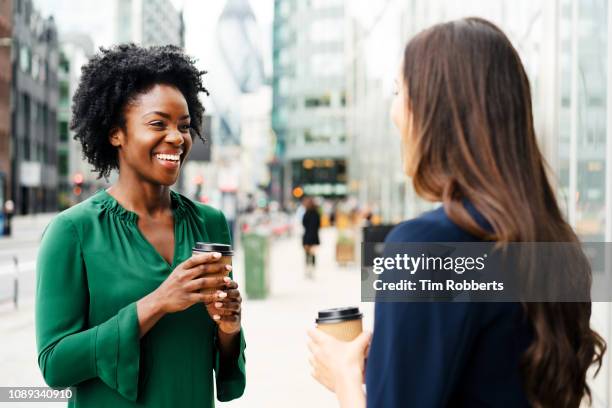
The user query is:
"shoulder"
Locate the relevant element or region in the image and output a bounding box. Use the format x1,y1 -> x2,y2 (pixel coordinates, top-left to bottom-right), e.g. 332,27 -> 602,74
386,205 -> 480,243
42,193 -> 106,239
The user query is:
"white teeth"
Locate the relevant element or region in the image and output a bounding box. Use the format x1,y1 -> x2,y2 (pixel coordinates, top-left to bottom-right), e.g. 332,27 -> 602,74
155,154 -> 180,162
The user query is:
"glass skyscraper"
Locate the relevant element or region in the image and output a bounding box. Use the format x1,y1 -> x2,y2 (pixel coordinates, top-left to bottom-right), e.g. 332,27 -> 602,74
272,0 -> 349,204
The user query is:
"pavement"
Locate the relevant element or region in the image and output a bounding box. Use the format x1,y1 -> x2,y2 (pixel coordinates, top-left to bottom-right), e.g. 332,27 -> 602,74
0,214 -> 374,408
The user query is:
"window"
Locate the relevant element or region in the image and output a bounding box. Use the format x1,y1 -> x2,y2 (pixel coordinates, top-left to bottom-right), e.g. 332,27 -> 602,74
304,94 -> 331,108
59,52 -> 69,73
19,45 -> 30,73
58,151 -> 68,176
310,53 -> 344,77
59,121 -> 69,142
310,19 -> 344,43
279,77 -> 290,95
59,82 -> 70,107
31,54 -> 39,80
279,1 -> 291,18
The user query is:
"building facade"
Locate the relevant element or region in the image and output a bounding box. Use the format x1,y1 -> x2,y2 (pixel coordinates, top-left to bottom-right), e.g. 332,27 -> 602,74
115,0 -> 184,47
57,33 -> 97,210
0,0 -> 12,209
239,86 -> 274,195
272,0 -> 348,204
11,0 -> 59,214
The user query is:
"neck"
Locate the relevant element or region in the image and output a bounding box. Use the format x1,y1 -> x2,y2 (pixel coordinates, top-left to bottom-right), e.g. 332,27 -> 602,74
107,171 -> 172,218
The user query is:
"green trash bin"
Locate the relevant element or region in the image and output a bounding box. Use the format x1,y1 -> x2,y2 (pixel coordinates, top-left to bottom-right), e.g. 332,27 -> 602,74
242,232 -> 270,299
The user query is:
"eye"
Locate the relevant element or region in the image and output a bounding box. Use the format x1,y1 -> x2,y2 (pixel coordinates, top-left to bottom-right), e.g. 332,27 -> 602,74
179,123 -> 191,132
149,120 -> 166,129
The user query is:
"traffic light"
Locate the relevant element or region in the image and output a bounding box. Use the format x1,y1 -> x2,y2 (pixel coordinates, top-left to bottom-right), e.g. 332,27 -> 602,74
73,173 -> 84,196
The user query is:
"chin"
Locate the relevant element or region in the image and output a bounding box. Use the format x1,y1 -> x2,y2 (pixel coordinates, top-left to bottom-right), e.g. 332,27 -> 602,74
161,177 -> 179,186
151,172 -> 180,187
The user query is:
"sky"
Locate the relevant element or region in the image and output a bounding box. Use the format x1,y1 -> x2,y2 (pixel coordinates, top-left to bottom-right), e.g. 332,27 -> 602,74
34,0 -> 274,76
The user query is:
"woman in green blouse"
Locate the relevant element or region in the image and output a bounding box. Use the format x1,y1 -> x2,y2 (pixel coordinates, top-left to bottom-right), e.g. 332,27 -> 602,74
35,44 -> 246,407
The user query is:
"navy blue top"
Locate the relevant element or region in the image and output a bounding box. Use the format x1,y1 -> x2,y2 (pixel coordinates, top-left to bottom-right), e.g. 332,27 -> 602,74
365,205 -> 533,407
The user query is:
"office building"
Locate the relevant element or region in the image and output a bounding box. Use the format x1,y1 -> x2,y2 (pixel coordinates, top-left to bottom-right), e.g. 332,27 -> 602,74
115,0 -> 184,47
57,33 -> 98,209
272,0 -> 348,204
11,0 -> 59,214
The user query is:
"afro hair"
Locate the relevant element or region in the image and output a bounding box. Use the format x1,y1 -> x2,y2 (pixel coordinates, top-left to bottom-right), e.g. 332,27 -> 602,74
70,43 -> 208,179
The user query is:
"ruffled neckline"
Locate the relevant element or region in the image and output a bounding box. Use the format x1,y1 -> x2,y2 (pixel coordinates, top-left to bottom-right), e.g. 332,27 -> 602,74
97,189 -> 187,223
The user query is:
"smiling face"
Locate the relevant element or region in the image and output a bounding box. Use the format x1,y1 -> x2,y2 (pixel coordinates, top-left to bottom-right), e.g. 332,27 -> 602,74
109,83 -> 192,186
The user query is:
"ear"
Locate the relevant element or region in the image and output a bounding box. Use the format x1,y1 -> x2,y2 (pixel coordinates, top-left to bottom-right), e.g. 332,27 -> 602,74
109,126 -> 124,148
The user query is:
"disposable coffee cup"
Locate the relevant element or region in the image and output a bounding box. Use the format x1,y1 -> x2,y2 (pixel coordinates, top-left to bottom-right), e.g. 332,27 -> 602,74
316,307 -> 363,342
192,242 -> 234,275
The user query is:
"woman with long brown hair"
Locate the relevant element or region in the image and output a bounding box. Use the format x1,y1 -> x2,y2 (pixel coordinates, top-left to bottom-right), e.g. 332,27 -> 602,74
307,17 -> 605,407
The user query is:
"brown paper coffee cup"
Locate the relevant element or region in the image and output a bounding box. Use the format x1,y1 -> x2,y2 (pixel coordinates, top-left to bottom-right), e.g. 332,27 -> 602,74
192,242 -> 234,276
316,307 -> 363,342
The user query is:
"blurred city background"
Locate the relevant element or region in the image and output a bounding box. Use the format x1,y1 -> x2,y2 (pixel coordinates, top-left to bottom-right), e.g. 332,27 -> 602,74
0,0 -> 611,406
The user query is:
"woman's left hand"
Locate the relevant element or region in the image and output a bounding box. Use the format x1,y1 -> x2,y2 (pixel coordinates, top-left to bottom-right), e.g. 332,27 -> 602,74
207,279 -> 241,334
307,328 -> 372,393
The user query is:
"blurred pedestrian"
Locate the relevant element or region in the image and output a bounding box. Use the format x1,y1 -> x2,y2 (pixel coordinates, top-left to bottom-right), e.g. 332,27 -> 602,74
308,18 -> 605,408
302,196 -> 321,279
329,202 -> 337,226
3,199 -> 14,236
35,45 -> 245,407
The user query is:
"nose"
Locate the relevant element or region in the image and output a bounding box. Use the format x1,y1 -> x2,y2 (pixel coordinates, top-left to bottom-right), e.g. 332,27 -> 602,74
165,128 -> 185,146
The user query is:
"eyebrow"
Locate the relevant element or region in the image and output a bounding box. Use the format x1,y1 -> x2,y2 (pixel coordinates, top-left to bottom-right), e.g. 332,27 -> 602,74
143,111 -> 190,120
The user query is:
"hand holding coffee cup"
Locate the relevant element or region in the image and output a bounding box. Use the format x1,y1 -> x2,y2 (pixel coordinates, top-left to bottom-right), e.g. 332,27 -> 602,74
307,307 -> 371,393
193,242 -> 242,334
151,251 -> 231,314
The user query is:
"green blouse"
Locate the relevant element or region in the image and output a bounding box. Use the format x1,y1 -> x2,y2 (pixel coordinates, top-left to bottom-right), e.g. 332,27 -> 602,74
35,189 -> 246,407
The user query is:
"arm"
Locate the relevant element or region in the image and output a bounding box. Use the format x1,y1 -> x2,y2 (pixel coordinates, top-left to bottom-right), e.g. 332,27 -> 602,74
136,291 -> 166,338
217,330 -> 241,359
207,207 -> 247,401
335,370 -> 366,408
35,215 -> 141,401
307,329 -> 370,408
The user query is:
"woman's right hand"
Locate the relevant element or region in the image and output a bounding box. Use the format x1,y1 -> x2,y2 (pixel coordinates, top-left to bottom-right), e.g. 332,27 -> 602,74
153,252 -> 232,314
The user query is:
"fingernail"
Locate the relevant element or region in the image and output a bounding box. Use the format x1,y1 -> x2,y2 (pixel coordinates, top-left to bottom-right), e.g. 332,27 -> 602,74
213,315 -> 220,320
223,276 -> 231,283
215,302 -> 223,308
225,265 -> 232,271
213,252 -> 221,259
217,291 -> 227,298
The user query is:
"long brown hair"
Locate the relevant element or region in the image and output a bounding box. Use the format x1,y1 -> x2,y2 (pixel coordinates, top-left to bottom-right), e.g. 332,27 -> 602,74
402,17 -> 606,407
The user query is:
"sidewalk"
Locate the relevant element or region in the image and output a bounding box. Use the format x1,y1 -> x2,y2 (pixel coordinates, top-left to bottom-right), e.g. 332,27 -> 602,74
223,227 -> 373,407
0,227 -> 373,407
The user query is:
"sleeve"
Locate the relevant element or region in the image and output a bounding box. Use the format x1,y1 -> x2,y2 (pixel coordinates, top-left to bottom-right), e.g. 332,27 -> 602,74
35,215 -> 141,401
211,208 -> 247,401
365,217 -> 481,407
